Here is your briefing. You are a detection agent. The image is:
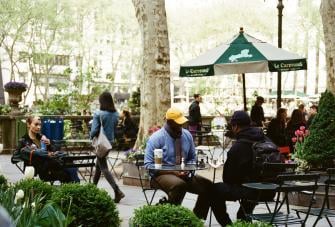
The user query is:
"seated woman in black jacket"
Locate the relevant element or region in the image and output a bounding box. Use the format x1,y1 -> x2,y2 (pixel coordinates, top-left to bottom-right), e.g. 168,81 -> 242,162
15,116 -> 79,183
267,108 -> 289,147
286,109 -> 306,153
120,110 -> 138,139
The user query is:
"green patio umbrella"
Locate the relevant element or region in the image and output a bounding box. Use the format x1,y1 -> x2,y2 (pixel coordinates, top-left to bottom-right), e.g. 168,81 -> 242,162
179,28 -> 307,111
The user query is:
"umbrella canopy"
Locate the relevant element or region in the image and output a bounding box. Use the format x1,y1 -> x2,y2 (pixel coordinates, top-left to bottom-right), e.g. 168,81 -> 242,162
179,28 -> 307,110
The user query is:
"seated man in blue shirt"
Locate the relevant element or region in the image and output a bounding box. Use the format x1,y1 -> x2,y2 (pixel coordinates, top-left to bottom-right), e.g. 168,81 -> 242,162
144,107 -> 212,220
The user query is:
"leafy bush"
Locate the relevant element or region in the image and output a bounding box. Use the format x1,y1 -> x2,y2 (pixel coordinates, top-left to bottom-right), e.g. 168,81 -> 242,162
301,90 -> 335,166
51,183 -> 120,227
132,204 -> 204,227
0,174 -> 8,191
227,220 -> 271,227
14,179 -> 54,203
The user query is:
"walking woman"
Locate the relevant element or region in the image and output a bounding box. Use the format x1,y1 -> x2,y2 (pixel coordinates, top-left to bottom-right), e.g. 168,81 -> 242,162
90,91 -> 125,203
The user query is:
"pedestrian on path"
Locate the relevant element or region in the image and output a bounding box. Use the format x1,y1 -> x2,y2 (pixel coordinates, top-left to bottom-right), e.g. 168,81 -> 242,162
90,91 -> 125,203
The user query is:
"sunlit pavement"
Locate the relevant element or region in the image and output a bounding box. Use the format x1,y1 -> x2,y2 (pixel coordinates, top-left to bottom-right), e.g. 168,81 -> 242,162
1,154 -> 332,227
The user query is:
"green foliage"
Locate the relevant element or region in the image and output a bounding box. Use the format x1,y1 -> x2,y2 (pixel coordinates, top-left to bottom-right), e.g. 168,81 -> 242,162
227,220 -> 271,227
128,88 -> 140,115
0,187 -> 71,227
51,183 -> 120,227
0,104 -> 11,115
14,179 -> 55,204
301,90 -> 335,166
132,204 -> 204,227
0,174 -> 8,191
35,95 -> 71,115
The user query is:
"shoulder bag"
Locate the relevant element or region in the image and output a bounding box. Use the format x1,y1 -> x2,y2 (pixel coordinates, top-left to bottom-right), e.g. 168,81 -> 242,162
92,116 -> 112,158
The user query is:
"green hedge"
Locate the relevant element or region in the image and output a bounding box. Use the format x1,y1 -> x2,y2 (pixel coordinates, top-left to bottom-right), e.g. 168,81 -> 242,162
51,183 -> 120,227
14,179 -> 55,204
131,204 -> 204,227
301,90 -> 335,166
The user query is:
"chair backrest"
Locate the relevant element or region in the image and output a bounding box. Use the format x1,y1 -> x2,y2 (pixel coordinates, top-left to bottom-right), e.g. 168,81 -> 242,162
271,173 -> 320,223
261,162 -> 297,182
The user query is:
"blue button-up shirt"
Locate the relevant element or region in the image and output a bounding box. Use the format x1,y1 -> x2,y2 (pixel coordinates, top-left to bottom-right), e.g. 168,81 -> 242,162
144,127 -> 196,168
90,110 -> 119,143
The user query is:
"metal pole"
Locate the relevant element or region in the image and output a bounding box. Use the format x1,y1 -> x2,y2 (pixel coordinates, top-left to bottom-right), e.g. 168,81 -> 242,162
277,0 -> 284,110
242,73 -> 247,111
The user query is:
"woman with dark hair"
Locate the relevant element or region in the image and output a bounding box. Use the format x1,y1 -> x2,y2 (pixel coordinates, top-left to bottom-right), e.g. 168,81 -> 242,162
90,91 -> 125,203
267,108 -> 288,147
16,116 -> 79,183
120,109 -> 138,139
286,109 -> 306,153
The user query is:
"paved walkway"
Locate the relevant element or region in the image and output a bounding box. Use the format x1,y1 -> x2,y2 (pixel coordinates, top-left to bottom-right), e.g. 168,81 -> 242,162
0,154 -> 332,227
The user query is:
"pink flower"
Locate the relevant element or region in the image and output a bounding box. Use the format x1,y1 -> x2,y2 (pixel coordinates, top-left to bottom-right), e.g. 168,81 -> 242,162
292,137 -> 297,143
295,130 -> 300,137
300,126 -> 305,131
299,130 -> 304,136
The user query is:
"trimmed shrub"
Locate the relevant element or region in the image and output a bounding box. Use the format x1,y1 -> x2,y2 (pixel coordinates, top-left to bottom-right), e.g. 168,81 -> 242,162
14,179 -> 54,203
301,90 -> 335,166
131,204 -> 204,227
0,174 -> 8,191
51,183 -> 120,227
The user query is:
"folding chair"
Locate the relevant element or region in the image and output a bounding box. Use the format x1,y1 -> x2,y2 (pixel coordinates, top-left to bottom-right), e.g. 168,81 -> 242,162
134,154 -> 159,205
244,173 -> 320,226
295,168 -> 335,227
258,162 -> 297,213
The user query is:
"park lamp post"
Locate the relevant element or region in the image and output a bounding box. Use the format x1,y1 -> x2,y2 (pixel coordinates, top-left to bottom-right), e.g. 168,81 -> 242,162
277,0 -> 284,110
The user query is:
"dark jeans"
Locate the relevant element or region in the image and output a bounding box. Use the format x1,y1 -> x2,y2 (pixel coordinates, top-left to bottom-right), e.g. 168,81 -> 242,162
64,168 -> 80,183
210,182 -> 257,226
93,156 -> 119,192
152,173 -> 212,219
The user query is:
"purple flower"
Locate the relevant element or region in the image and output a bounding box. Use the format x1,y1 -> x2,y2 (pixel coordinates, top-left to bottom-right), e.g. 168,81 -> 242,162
4,81 -> 27,91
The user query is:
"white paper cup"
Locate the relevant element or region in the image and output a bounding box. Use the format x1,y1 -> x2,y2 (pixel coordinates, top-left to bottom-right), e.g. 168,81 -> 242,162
154,149 -> 163,168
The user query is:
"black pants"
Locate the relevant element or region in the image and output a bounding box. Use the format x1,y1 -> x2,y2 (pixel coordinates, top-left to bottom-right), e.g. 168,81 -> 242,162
210,182 -> 257,226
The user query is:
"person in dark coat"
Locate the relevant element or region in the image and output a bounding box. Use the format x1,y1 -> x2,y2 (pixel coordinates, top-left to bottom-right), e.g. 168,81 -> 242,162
250,96 -> 265,127
120,109 -> 138,139
210,111 -> 265,226
188,94 -> 202,131
286,109 -> 306,153
267,108 -> 289,147
306,105 -> 318,129
15,116 -> 79,183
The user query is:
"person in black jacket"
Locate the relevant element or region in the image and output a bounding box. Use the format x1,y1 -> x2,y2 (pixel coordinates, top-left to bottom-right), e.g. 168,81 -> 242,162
14,116 -> 79,183
188,94 -> 202,143
267,108 -> 289,147
210,111 -> 265,226
120,109 -> 138,139
250,96 -> 265,127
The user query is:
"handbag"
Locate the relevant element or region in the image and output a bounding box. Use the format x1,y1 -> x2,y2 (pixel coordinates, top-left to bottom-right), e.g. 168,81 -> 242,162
92,116 -> 112,158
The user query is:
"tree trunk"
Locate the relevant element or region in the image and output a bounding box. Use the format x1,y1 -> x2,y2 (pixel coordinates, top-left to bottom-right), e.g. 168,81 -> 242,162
303,30 -> 309,94
132,0 -> 171,148
315,34 -> 320,94
0,57 -> 5,104
320,0 -> 335,94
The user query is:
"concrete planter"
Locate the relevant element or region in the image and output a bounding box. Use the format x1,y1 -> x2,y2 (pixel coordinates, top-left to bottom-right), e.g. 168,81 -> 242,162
122,160 -> 150,187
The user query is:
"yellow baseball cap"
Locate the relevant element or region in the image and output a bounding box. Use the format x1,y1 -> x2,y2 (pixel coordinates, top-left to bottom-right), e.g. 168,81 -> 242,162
166,107 -> 188,125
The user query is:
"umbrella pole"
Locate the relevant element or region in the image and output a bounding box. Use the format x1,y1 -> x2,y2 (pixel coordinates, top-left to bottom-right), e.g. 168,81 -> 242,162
242,73 -> 247,111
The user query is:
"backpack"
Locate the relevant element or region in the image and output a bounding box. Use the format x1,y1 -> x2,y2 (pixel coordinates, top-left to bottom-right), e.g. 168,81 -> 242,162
239,138 -> 284,179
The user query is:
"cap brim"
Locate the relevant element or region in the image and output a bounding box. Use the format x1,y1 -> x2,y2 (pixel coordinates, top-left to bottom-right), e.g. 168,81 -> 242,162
173,116 -> 188,125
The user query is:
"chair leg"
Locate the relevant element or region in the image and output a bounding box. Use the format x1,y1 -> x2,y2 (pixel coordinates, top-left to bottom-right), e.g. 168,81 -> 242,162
325,216 -> 333,227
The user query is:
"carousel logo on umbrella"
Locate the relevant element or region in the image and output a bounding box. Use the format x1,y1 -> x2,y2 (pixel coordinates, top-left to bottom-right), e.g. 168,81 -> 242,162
185,68 -> 210,76
228,49 -> 253,62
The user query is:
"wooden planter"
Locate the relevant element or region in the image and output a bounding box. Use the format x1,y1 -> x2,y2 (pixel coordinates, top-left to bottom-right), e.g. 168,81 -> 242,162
122,160 -> 150,187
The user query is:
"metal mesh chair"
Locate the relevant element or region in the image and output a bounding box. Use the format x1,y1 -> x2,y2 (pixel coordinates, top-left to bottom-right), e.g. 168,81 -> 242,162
295,168 -> 335,227
245,173 -> 320,226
